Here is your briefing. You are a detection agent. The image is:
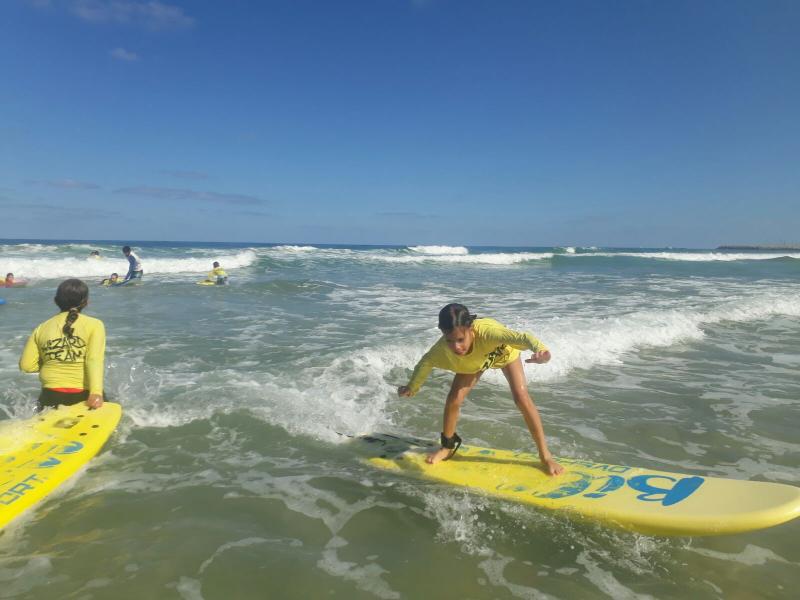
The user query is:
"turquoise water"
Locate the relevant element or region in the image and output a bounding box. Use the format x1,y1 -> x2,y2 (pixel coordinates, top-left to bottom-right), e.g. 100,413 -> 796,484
1,241 -> 798,599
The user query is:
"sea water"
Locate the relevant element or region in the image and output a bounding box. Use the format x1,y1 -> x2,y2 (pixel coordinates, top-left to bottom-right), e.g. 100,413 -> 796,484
0,240 -> 798,599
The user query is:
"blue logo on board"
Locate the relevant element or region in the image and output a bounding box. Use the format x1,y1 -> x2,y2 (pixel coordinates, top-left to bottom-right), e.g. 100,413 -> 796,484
496,457 -> 706,507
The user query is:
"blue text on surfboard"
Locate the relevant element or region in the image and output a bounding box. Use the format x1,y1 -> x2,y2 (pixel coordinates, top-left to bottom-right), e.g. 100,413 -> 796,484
0,474 -> 46,506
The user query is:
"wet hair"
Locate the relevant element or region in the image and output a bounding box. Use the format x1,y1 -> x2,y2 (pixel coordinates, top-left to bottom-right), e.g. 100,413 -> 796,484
122,245 -> 131,254
111,272 -> 118,278
438,303 -> 477,333
54,279 -> 89,336
5,273 -> 12,278
213,261 -> 220,268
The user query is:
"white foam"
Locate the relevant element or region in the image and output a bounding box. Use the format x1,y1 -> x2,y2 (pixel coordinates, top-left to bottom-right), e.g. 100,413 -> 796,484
687,544 -> 791,566
571,251 -> 800,262
270,245 -> 318,253
368,252 -> 553,265
226,468 -> 403,598
0,557 -> 60,596
263,245 -> 550,265
408,245 -> 469,255
318,537 -> 400,599
524,290 -> 800,383
576,551 -> 657,599
247,347 -> 398,443
175,577 -> 203,600
477,554 -> 549,599
0,250 -> 257,279
383,289 -> 800,389
422,489 -> 493,554
197,537 -> 280,575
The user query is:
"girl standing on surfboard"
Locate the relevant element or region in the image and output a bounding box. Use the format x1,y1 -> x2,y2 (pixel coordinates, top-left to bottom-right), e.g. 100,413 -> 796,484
19,279 -> 106,412
398,303 -> 564,476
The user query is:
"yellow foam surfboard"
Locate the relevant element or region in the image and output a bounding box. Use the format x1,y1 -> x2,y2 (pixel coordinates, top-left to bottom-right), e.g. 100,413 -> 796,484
111,279 -> 141,286
0,403 -> 122,529
359,434 -> 800,536
196,279 -> 227,285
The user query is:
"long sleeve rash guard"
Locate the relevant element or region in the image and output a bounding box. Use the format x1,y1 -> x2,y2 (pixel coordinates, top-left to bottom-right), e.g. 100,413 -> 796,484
19,312 -> 106,395
405,317 -> 548,395
125,252 -> 142,279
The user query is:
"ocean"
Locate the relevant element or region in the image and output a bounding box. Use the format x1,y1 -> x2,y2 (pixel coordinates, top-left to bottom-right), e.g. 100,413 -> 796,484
1,240 -> 798,599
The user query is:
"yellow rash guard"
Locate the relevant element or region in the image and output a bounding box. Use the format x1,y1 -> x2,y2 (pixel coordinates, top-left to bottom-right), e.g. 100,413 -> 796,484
19,312 -> 106,394
208,267 -> 228,279
405,317 -> 548,395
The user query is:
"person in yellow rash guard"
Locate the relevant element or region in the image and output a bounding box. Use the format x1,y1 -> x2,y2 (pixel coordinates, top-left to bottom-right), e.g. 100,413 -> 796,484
19,279 -> 105,412
398,303 -> 563,476
100,272 -> 119,286
205,261 -> 228,285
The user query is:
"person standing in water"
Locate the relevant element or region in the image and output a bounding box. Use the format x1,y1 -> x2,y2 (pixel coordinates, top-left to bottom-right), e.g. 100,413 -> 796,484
205,261 -> 228,285
122,246 -> 143,281
398,303 -> 563,476
19,279 -> 106,411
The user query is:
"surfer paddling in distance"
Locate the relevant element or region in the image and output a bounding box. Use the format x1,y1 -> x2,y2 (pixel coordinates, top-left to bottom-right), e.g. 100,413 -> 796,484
398,303 -> 564,476
19,279 -> 106,412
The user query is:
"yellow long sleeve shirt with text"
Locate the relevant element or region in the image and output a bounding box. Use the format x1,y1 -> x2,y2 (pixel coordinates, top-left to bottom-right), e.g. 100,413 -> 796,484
405,318 -> 548,395
19,312 -> 106,394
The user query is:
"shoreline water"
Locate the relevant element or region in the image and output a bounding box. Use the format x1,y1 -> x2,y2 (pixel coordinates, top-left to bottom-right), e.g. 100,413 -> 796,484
1,239 -> 798,599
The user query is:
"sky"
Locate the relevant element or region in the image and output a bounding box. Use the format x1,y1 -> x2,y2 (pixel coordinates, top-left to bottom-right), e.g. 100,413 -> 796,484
1,0 -> 798,247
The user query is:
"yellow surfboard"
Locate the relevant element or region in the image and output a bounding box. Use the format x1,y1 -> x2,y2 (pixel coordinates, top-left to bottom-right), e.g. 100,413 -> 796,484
0,403 -> 122,529
196,279 -> 227,286
358,434 -> 800,536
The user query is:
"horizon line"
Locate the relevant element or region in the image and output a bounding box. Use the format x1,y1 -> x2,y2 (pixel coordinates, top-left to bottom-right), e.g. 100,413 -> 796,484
0,237 -> 749,251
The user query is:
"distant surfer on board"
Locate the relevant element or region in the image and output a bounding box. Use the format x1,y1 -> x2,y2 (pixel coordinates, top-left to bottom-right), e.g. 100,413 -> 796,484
19,279 -> 106,411
398,303 -> 563,476
122,245 -> 143,282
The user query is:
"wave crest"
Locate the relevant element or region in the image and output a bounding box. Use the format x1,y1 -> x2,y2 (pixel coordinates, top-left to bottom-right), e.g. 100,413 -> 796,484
1,250 -> 257,279
408,245 -> 468,255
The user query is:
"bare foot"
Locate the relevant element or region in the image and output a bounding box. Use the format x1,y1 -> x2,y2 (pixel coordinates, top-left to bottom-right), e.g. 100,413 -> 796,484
426,447 -> 451,464
541,457 -> 564,476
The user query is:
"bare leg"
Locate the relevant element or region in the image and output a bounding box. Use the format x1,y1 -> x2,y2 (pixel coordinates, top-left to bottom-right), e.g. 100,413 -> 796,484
427,371 -> 482,464
501,358 -> 564,476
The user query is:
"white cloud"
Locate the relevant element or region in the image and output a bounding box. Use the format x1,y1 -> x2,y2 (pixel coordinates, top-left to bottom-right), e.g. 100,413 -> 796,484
27,178 -> 101,190
70,1 -> 194,30
161,169 -> 209,180
114,186 -> 267,206
111,47 -> 139,61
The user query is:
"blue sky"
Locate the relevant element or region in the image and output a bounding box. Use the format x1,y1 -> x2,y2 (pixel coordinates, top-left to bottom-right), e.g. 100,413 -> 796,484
1,0 -> 798,247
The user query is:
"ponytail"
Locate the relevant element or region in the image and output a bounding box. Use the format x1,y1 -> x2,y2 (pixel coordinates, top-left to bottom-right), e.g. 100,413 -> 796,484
63,307 -> 81,336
